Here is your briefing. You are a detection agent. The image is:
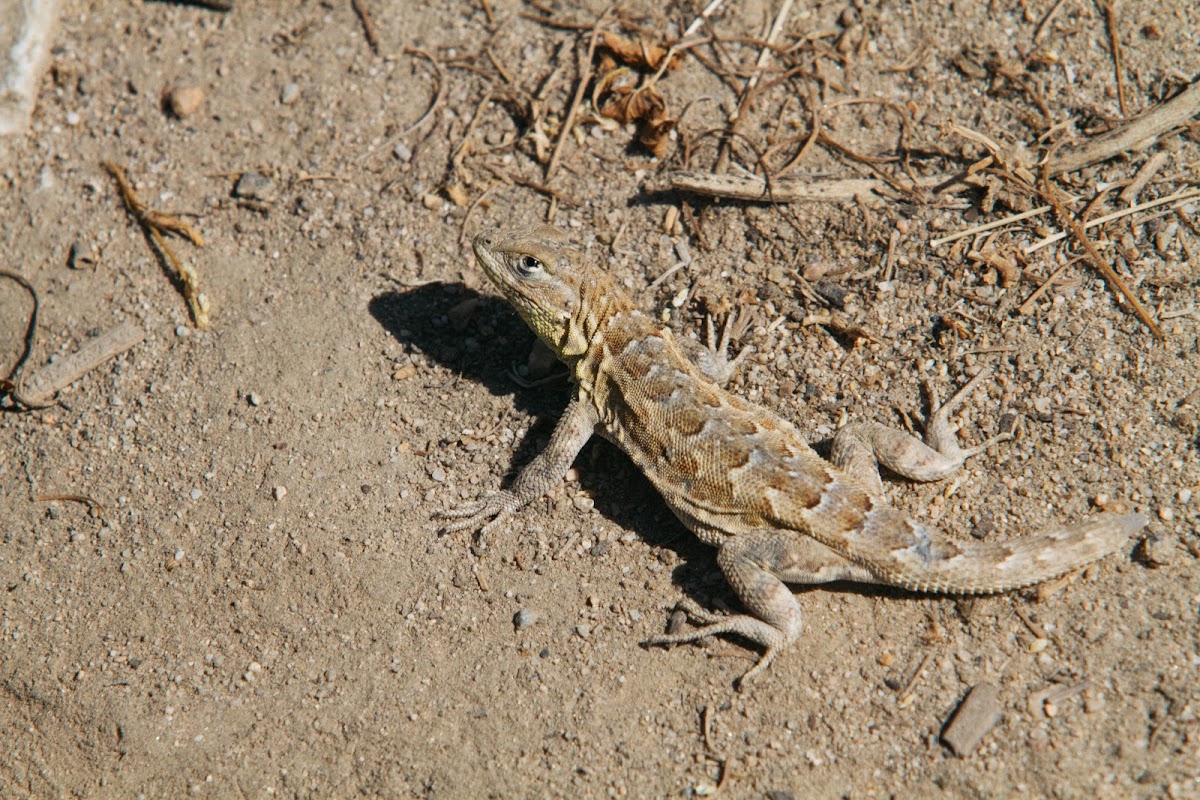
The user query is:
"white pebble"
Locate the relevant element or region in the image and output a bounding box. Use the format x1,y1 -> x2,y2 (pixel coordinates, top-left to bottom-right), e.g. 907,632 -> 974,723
190,489 -> 201,500
273,485 -> 287,500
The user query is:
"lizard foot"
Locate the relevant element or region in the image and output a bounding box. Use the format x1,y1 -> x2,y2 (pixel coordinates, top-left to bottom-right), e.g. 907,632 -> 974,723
922,367 -> 1018,461
643,598 -> 790,690
682,310 -> 754,387
437,490 -> 521,537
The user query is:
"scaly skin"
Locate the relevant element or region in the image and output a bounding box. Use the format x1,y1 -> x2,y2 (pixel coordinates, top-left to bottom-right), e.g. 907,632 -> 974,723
442,224 -> 1147,688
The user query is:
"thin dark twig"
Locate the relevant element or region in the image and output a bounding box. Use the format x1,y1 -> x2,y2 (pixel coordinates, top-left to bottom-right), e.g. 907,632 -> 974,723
1038,173 -> 1165,340
0,270 -> 45,409
545,4 -> 614,180
1098,0 -> 1129,117
351,0 -> 381,55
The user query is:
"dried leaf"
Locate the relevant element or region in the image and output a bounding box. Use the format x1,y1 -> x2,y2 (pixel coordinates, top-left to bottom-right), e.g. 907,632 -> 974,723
594,72 -> 675,158
599,31 -> 680,72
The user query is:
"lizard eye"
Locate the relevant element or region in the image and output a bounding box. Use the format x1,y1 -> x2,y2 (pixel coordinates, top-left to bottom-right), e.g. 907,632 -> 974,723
515,255 -> 543,276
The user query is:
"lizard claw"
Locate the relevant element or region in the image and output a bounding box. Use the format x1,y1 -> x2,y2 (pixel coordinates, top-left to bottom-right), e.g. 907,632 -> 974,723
642,598 -> 788,691
438,490 -> 521,537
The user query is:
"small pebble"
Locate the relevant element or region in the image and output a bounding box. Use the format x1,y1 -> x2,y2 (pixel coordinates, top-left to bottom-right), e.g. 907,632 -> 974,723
190,489 -> 201,500
176,325 -> 190,337
1158,507 -> 1175,522
941,683 -> 1001,757
1137,534 -> 1176,567
393,141 -> 412,162
234,172 -> 277,202
248,393 -> 262,407
513,608 -> 538,630
429,466 -> 446,483
574,624 -> 591,638
1178,488 -> 1192,504
273,485 -> 287,501
280,82 -> 300,105
165,84 -> 205,118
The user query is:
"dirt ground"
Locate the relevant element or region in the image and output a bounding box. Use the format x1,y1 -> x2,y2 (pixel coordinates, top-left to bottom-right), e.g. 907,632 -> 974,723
1,0 -> 1198,797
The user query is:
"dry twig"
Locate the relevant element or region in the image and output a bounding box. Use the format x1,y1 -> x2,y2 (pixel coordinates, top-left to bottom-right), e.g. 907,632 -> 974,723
545,5 -> 614,180
350,0 -> 380,55
1048,76 -> 1200,176
103,161 -> 209,328
402,48 -> 446,136
1098,0 -> 1129,118
1039,176 -> 1165,340
714,0 -> 794,173
0,270 -> 43,408
1025,187 -> 1200,253
18,322 -> 145,407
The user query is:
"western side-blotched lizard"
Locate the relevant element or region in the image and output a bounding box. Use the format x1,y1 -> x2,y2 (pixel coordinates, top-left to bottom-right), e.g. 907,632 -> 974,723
443,224 -> 1146,687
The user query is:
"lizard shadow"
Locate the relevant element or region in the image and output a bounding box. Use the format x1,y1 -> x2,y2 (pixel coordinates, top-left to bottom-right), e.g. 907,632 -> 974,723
368,284 -> 567,461
367,283 -> 722,561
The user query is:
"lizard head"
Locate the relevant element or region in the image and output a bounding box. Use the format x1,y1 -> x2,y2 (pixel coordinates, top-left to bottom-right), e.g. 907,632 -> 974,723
473,225 -> 614,360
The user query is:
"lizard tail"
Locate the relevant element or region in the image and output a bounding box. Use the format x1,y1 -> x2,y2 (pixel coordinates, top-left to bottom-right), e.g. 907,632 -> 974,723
843,509 -> 1146,595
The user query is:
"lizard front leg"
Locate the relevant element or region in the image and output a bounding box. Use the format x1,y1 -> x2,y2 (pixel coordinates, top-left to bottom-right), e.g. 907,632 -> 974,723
831,368 -> 1015,499
440,397 -> 601,539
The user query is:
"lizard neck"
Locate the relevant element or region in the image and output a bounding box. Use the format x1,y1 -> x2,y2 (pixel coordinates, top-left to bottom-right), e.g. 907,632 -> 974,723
554,271 -> 637,369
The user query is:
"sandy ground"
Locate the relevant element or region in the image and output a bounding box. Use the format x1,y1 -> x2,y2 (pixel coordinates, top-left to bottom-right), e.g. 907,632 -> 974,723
1,1 -> 1199,797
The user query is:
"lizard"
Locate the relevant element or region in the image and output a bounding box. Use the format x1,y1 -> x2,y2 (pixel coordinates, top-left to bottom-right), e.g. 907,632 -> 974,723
442,223 -> 1147,688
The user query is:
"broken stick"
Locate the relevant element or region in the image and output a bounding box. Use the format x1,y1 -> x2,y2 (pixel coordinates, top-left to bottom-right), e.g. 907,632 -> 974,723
18,321 -> 145,406
1048,77 -> 1200,176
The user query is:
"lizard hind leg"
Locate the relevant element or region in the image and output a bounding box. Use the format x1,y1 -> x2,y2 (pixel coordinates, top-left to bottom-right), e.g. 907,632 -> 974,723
831,368 -> 1016,498
645,531 -> 829,689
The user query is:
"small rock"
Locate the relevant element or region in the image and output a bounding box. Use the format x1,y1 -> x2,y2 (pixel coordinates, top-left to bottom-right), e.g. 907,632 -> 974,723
589,540 -> 611,557
941,683 -> 1001,757
574,624 -> 591,638
248,392 -> 262,407
67,242 -> 97,270
189,489 -> 201,500
165,84 -> 205,118
513,608 -> 538,630
273,485 -> 287,501
393,141 -> 412,162
1136,534 -> 1176,567
234,172 -> 277,203
280,82 -> 300,105
429,466 -> 446,483
970,513 -> 996,540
